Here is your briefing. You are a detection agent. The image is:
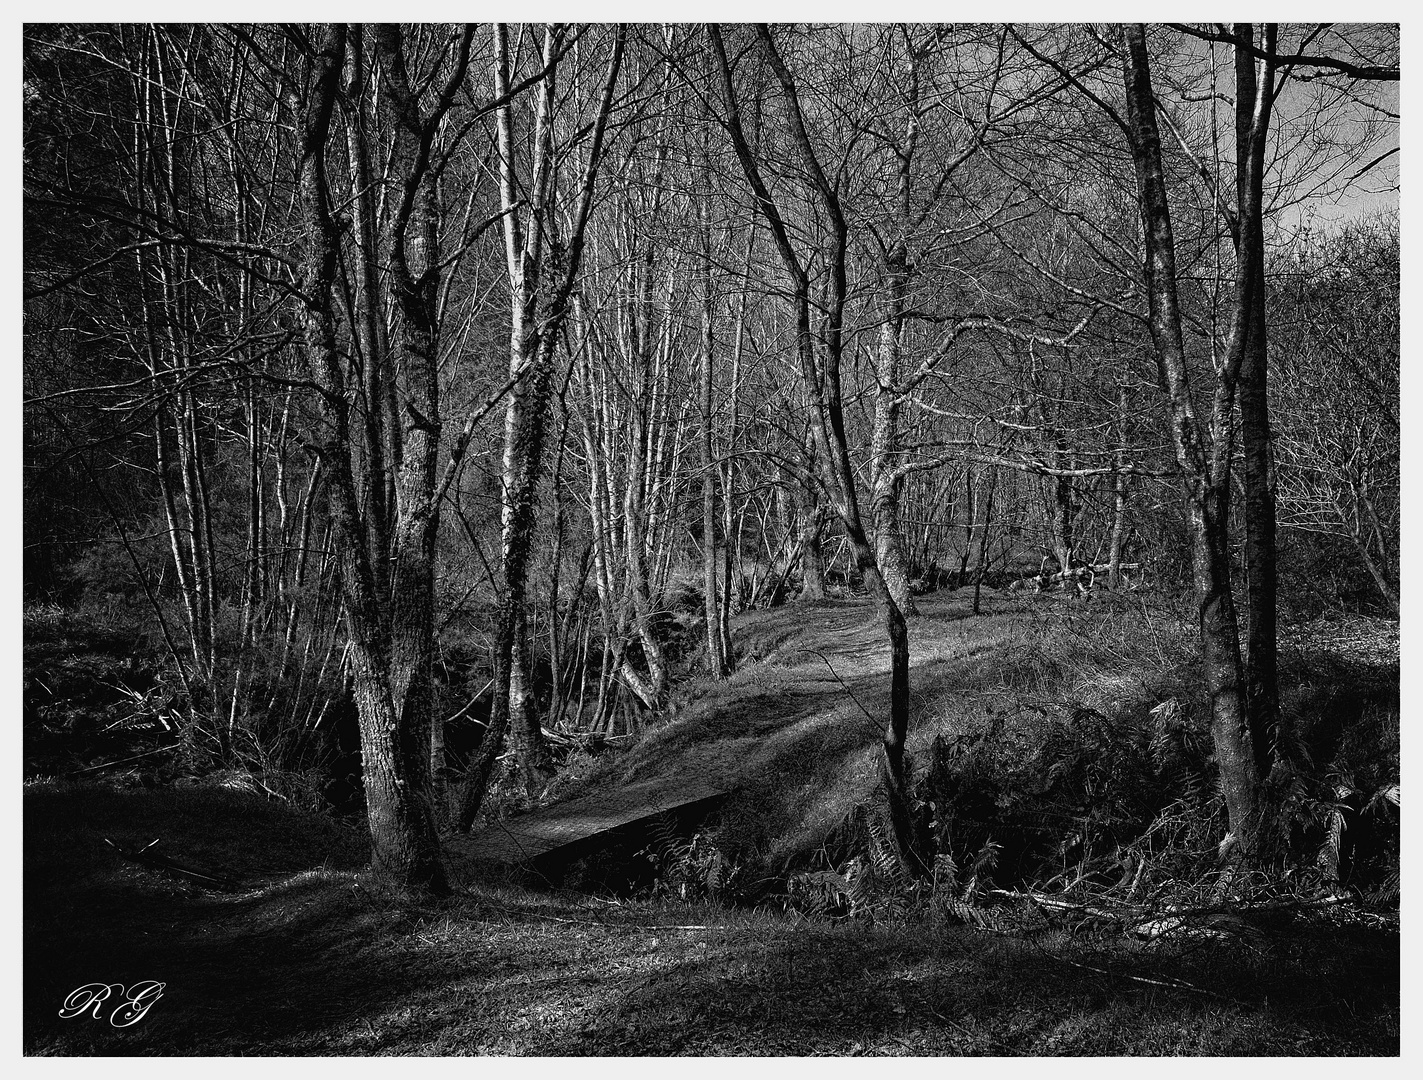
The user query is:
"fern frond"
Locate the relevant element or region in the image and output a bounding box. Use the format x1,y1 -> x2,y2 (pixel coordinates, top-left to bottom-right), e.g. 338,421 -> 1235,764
1369,782 -> 1400,810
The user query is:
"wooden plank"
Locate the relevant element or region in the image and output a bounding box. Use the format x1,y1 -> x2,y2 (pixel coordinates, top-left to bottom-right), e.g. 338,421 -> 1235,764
448,775 -> 730,873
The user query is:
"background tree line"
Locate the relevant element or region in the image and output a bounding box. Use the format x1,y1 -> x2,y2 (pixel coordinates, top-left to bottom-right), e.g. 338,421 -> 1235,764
24,23 -> 1397,893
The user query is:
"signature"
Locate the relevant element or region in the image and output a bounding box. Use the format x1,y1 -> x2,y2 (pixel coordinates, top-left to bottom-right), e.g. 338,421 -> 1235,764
59,982 -> 166,1028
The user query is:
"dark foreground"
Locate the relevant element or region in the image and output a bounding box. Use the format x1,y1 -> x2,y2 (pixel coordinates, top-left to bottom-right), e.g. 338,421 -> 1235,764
24,784 -> 1398,1056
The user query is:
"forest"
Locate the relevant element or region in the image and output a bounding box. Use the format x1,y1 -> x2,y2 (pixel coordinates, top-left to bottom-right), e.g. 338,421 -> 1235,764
23,23 -> 1399,1056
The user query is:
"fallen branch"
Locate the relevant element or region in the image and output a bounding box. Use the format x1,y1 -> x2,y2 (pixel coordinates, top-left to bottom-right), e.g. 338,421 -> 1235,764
66,744 -> 176,777
104,837 -> 241,891
1047,953 -> 1246,1004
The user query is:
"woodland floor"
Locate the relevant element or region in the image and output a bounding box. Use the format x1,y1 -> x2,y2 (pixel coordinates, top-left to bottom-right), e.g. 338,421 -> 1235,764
23,591 -> 1401,1056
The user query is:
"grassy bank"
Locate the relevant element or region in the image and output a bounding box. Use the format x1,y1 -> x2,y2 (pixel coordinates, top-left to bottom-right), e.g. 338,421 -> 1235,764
550,591 -> 1397,906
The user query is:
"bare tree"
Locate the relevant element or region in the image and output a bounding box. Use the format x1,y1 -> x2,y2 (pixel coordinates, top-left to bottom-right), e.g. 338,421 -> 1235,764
289,24 -> 474,893
457,23 -> 625,828
710,24 -> 917,871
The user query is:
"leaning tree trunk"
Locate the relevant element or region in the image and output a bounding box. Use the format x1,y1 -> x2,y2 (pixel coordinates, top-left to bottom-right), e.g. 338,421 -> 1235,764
712,24 -> 917,875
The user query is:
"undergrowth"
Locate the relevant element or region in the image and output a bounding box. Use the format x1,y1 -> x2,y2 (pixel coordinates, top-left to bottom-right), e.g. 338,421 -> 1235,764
618,594 -> 1399,935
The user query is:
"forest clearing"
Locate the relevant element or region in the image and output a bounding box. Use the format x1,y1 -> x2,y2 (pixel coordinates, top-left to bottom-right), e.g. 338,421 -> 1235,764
23,21 -> 1398,1057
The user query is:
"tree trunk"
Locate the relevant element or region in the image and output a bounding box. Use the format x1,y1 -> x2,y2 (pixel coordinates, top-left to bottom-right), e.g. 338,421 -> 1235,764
293,23 -> 448,894
341,25 -> 393,601
1121,24 -> 1260,858
1108,381 -> 1130,589
459,25 -> 625,826
972,470 -> 997,616
699,195 -> 728,678
1233,24 -> 1280,773
713,24 -> 917,874
797,474 -> 826,602
870,243 -> 918,615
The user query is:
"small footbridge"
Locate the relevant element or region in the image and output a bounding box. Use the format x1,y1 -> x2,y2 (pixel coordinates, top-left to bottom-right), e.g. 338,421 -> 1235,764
445,774 -> 730,881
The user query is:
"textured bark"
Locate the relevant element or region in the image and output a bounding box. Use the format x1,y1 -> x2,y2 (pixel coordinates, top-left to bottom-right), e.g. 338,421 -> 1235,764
870,244 -> 917,615
459,26 -> 625,826
293,23 -> 448,894
1121,25 -> 1259,856
494,24 -> 556,791
1108,382 -> 1130,590
796,458 -> 826,602
718,229 -> 752,667
971,470 -> 996,616
699,196 -> 728,678
1050,463 -> 1076,584
1233,24 -> 1280,771
341,26 -> 393,601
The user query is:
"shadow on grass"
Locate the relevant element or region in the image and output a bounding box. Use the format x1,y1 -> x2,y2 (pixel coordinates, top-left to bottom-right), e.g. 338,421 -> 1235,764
532,916 -> 1399,1056
24,785 -> 1398,1055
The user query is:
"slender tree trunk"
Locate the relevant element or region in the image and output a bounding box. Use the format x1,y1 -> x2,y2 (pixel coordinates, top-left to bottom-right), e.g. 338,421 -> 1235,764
712,24 -> 917,874
1108,381 -> 1130,589
1121,24 -> 1259,858
1233,24 -> 1280,772
718,227 -> 753,667
342,25 -> 393,600
972,471 -> 997,616
699,195 -> 728,678
458,26 -> 625,828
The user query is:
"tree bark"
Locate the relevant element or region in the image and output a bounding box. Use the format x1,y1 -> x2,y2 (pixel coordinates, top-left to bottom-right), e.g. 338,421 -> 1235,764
292,23 -> 448,894
458,25 -> 624,828
1233,24 -> 1280,773
1120,24 -> 1259,858
699,193 -> 728,677
1107,381 -> 1130,589
871,242 -> 918,615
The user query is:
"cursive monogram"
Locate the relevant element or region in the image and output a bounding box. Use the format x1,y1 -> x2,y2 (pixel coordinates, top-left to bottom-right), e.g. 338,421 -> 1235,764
59,981 -> 166,1028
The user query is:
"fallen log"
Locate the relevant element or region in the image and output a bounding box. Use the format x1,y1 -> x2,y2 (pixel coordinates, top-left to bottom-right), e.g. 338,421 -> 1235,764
1006,563 -> 1142,593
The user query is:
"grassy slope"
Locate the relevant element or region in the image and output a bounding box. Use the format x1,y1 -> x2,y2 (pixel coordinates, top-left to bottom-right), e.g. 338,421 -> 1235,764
24,591 -> 1399,1055
559,591 -> 1203,870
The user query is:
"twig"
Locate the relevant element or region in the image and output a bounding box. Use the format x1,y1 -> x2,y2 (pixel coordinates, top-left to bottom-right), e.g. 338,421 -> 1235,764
924,1005 -> 1022,1055
66,744 -> 176,776
103,837 -> 241,890
1049,954 -> 1245,1004
806,650 -> 880,733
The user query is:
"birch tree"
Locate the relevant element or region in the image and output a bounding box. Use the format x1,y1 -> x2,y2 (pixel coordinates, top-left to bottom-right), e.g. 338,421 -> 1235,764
457,23 -> 625,827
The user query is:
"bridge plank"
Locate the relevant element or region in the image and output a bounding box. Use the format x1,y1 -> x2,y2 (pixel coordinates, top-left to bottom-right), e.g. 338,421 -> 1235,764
447,775 -> 730,876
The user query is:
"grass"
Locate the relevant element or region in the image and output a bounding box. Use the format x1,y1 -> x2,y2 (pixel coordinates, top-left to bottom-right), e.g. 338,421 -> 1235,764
23,781 -> 1398,1055
24,589 -> 1399,1055
552,591 -> 1205,875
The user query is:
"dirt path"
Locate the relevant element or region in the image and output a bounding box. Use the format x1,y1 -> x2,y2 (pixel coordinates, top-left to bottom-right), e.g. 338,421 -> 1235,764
495,593 -> 1020,870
